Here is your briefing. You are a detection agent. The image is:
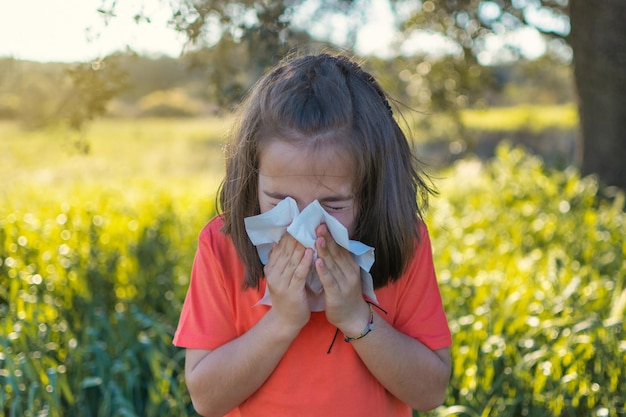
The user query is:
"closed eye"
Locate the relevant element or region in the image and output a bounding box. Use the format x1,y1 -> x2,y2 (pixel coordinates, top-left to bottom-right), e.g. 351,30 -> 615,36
322,198 -> 354,212
323,204 -> 347,212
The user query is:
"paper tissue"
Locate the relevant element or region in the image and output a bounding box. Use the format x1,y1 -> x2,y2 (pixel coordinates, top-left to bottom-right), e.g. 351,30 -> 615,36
244,197 -> 377,311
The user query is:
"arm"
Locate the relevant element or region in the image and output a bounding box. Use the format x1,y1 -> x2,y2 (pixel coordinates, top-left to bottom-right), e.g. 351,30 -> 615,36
314,224 -> 451,411
185,310 -> 299,417
185,234 -> 313,417
345,313 -> 451,410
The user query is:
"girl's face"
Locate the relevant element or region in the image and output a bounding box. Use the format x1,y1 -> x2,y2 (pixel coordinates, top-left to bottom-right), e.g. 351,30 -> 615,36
258,140 -> 358,236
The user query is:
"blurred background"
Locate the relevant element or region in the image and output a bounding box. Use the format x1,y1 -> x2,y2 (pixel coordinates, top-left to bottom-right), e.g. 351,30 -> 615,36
1,1 -> 625,416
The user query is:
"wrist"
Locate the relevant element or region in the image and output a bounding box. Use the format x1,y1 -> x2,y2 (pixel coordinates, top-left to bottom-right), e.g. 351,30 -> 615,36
264,308 -> 307,343
341,302 -> 374,342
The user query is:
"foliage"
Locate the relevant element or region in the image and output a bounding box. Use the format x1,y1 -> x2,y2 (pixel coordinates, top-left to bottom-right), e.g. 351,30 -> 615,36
368,54 -> 492,116
400,0 -> 571,60
1,183 -> 214,417
0,51 -> 575,128
423,144 -> 626,416
97,0 -> 346,107
58,56 -> 128,131
1,119 -> 624,415
493,56 -> 575,105
0,92 -> 19,119
137,89 -> 205,118
0,56 -> 126,133
0,60 -> 67,129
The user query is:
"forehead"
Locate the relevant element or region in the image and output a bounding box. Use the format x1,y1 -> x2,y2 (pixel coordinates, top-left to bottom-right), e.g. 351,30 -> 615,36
258,139 -> 356,179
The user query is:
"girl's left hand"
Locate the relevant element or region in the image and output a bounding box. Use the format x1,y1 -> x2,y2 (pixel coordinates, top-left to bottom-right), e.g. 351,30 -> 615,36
314,223 -> 371,337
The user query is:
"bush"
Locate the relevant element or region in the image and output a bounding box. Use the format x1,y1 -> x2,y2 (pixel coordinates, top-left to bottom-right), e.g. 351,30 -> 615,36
423,143 -> 626,416
137,89 -> 204,118
1,184 -> 214,417
0,93 -> 19,120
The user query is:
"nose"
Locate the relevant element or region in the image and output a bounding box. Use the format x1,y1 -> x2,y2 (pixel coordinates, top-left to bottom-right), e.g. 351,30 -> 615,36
291,193 -> 316,212
296,198 -> 315,212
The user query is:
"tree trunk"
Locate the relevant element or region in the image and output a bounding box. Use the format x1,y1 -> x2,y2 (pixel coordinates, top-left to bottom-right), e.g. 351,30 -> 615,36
569,0 -> 626,190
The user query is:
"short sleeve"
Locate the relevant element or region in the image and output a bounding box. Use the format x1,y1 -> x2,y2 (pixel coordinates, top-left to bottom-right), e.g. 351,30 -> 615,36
173,218 -> 241,349
375,225 -> 452,351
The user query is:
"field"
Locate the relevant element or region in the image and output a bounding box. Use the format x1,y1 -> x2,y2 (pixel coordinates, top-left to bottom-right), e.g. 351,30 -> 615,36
1,114 -> 625,416
460,104 -> 578,133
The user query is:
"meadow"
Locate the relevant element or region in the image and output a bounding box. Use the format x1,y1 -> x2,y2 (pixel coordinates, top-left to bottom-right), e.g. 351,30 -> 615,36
1,113 -> 625,416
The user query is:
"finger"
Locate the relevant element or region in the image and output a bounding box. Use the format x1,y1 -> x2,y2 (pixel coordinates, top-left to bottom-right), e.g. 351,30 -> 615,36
269,234 -> 300,271
291,248 -> 314,287
315,236 -> 337,276
315,223 -> 343,254
315,234 -> 357,282
266,235 -> 305,293
283,240 -> 308,278
315,257 -> 340,292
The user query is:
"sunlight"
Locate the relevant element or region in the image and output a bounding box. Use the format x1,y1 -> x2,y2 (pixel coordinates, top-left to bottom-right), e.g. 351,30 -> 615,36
0,0 -> 185,62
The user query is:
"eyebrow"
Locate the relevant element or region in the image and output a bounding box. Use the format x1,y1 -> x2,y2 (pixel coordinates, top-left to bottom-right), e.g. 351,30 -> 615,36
262,190 -> 354,203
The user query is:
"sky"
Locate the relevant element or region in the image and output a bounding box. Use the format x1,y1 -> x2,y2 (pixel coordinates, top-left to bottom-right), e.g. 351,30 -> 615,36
0,0 -> 402,62
0,0 -> 546,63
0,0 -> 188,62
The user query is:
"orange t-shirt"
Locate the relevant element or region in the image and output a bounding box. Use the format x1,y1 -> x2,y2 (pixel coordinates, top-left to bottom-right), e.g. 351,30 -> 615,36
174,216 -> 451,417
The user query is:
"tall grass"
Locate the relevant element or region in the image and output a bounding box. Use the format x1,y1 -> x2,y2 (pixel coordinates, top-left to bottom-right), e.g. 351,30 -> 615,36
1,118 -> 624,416
0,117 -> 230,189
1,183 -> 214,416
425,145 -> 625,416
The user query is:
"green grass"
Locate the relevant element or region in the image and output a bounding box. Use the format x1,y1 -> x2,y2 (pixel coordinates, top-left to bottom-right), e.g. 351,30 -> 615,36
1,116 -> 625,416
0,117 -> 230,191
460,104 -> 578,133
425,146 -> 625,416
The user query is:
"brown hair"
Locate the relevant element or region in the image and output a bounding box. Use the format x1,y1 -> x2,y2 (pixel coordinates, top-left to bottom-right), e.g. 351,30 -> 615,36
219,52 -> 435,289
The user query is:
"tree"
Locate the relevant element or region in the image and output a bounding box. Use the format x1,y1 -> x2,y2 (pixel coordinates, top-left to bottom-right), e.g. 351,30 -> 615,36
97,0 -> 347,107
398,0 -> 626,189
569,1 -> 626,191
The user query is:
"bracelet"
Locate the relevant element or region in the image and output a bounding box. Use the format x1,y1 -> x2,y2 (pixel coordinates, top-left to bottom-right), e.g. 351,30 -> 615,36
344,303 -> 374,343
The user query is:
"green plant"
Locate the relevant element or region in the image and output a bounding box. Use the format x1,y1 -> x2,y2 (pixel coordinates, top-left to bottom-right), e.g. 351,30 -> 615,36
1,184 -> 214,416
422,143 -> 626,416
137,89 -> 204,118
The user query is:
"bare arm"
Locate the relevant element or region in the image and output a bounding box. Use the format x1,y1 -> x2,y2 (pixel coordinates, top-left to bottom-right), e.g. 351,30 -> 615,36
185,310 -> 301,417
185,235 -> 313,417
315,225 -> 451,410
347,313 -> 451,410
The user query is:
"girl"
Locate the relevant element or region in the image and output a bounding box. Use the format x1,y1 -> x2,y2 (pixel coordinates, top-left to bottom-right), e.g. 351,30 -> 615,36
173,52 -> 452,417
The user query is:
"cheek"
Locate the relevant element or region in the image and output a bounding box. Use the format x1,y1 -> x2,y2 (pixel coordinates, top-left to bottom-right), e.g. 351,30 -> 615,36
331,209 -> 358,236
258,198 -> 275,214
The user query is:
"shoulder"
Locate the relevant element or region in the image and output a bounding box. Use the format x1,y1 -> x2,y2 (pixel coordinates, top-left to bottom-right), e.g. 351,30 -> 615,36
377,222 -> 436,293
414,221 -> 433,253
197,215 -> 238,259
374,222 -> 451,349
199,215 -> 229,245
403,222 -> 436,276
381,222 -> 436,294
199,215 -> 226,238
192,215 -> 247,293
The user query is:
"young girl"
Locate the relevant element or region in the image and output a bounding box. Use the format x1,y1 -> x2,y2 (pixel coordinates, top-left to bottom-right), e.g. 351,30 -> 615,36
173,52 -> 452,417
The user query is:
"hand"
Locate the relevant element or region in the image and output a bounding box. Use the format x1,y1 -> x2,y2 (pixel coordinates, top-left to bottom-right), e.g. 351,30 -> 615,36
264,233 -> 313,332
314,224 -> 370,336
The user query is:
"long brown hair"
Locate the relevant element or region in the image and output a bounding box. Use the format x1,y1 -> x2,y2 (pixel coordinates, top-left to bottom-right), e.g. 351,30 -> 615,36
219,52 -> 435,289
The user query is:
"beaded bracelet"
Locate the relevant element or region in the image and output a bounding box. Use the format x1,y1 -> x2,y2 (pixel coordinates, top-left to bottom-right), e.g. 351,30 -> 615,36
344,302 -> 374,343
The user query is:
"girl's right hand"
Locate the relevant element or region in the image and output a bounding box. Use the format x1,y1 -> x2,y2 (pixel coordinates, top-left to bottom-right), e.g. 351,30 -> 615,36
263,233 -> 312,332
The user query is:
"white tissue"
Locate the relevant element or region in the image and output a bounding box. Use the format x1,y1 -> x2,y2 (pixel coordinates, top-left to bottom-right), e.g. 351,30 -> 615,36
244,197 -> 377,311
